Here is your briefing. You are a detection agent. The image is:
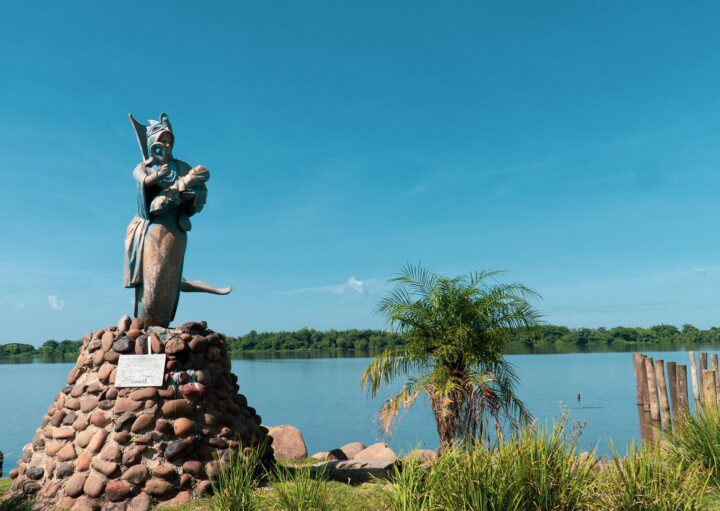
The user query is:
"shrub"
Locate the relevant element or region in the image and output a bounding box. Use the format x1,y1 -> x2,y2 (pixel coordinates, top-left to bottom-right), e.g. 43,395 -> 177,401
272,466 -> 331,511
592,443 -> 709,511
495,419 -> 596,511
666,405 -> 720,486
381,459 -> 432,511
427,444 -> 520,511
209,449 -> 263,511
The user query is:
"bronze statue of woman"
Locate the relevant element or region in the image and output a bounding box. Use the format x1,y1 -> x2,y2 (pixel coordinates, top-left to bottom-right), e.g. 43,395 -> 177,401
124,113 -> 231,327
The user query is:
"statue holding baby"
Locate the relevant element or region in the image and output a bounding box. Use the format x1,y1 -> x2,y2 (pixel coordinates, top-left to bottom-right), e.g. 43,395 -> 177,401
124,113 -> 231,328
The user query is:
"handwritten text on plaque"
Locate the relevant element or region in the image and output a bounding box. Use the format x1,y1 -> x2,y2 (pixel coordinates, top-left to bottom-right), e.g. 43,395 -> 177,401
115,354 -> 166,388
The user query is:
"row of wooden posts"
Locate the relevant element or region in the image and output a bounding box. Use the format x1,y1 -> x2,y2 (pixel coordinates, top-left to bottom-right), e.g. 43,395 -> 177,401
633,351 -> 720,428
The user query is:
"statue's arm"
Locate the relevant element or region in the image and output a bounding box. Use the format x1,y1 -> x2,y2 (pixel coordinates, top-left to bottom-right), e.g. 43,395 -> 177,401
137,161 -> 172,187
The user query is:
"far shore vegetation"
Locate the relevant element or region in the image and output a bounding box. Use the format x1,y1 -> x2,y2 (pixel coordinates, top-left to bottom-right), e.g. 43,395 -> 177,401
1,323 -> 720,360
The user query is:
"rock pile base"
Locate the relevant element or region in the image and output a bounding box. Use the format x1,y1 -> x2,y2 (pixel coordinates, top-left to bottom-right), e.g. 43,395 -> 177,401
9,317 -> 274,510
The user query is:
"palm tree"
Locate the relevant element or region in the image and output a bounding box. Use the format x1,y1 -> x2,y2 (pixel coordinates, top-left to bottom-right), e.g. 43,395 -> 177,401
361,264 -> 542,450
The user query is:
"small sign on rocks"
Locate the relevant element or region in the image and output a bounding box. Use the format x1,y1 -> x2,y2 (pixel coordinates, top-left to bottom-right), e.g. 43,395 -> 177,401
115,354 -> 166,387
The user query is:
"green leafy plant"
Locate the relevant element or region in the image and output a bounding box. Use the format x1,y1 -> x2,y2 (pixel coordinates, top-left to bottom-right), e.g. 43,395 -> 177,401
593,442 -> 709,511
496,418 -> 596,511
380,459 -> 432,511
209,449 -> 263,511
0,499 -> 32,511
271,465 -> 332,511
427,443 -> 521,511
362,264 -> 541,450
665,404 -> 720,486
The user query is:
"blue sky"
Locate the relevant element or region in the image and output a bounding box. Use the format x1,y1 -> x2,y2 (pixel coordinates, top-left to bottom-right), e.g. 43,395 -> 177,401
3,1 -> 720,344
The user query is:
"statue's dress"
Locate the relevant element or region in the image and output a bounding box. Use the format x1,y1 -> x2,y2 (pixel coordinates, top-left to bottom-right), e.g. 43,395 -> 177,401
124,159 -> 199,327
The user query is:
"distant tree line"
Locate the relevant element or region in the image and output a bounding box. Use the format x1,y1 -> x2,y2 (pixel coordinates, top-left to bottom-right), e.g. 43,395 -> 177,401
224,328 -> 405,352
519,323 -> 720,346
1,324 -> 719,359
0,339 -> 84,359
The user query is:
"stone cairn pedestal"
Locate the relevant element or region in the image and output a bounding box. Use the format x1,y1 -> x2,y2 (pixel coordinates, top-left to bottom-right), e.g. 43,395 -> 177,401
9,317 -> 274,511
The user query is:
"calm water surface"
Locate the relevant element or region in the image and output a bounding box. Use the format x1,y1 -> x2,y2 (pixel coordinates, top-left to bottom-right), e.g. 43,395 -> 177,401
0,347 -> 706,466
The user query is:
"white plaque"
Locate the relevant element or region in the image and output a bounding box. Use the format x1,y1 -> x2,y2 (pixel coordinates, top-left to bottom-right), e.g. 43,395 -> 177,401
115,354 -> 166,388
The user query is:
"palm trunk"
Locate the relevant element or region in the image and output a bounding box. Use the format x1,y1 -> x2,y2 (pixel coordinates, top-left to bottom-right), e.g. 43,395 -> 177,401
431,362 -> 467,453
430,394 -> 455,453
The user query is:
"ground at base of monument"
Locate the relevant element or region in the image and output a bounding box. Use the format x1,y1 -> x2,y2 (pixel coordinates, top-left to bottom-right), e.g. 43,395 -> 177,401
156,481 -> 385,511
0,476 -> 385,511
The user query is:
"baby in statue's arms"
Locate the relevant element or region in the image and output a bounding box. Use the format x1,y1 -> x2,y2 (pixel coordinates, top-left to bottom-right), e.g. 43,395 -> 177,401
150,165 -> 209,214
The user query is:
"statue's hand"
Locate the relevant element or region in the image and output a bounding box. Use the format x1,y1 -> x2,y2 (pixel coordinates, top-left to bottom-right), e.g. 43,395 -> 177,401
158,164 -> 172,177
145,165 -> 172,186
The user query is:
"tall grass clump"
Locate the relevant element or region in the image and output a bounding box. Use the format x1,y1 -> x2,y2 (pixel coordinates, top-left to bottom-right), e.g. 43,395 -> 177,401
209,448 -> 264,511
380,459 -> 432,511
592,442 -> 709,511
666,404 -> 720,486
272,466 -> 332,511
0,497 -> 32,511
496,417 -> 596,511
427,444 -> 520,511
382,414 -> 592,511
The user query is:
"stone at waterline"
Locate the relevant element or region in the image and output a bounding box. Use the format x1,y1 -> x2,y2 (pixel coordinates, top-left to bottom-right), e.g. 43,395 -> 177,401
267,424 -> 307,460
339,441 -> 366,459
9,318 -> 274,509
403,449 -> 438,464
310,442 -> 401,483
353,442 -> 398,463
311,448 -> 348,462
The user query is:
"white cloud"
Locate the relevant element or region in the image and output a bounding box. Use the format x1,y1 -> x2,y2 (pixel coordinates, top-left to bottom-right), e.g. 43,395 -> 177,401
47,295 -> 65,311
347,277 -> 364,293
275,276 -> 377,295
693,267 -> 708,274
15,302 -> 25,310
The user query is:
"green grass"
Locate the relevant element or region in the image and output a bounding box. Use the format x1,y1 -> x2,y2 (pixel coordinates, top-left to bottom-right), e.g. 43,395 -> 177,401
594,443 -> 710,511
159,484 -> 385,511
0,478 -> 32,511
666,405 -> 720,486
208,449 -> 265,511
377,418 -> 596,511
271,465 -> 331,511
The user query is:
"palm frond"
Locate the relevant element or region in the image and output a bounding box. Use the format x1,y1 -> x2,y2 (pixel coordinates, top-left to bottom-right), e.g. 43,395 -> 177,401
378,375 -> 433,433
360,350 -> 427,397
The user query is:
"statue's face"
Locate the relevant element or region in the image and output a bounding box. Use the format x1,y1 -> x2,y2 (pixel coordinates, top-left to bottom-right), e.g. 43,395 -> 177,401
150,131 -> 174,165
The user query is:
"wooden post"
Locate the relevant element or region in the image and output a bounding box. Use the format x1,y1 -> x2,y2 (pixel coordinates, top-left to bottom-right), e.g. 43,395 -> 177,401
689,351 -> 700,403
677,364 -> 689,413
632,353 -> 645,406
645,357 -> 661,421
655,359 -> 671,426
712,354 -> 720,403
667,361 -> 678,416
702,369 -> 717,408
700,353 -> 708,390
640,355 -> 650,411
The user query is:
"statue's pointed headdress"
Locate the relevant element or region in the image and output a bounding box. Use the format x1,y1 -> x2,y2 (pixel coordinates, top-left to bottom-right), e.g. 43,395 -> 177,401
128,112 -> 173,161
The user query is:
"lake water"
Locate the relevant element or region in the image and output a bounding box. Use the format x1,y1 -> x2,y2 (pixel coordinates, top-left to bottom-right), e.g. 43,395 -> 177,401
0,347 -> 707,467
